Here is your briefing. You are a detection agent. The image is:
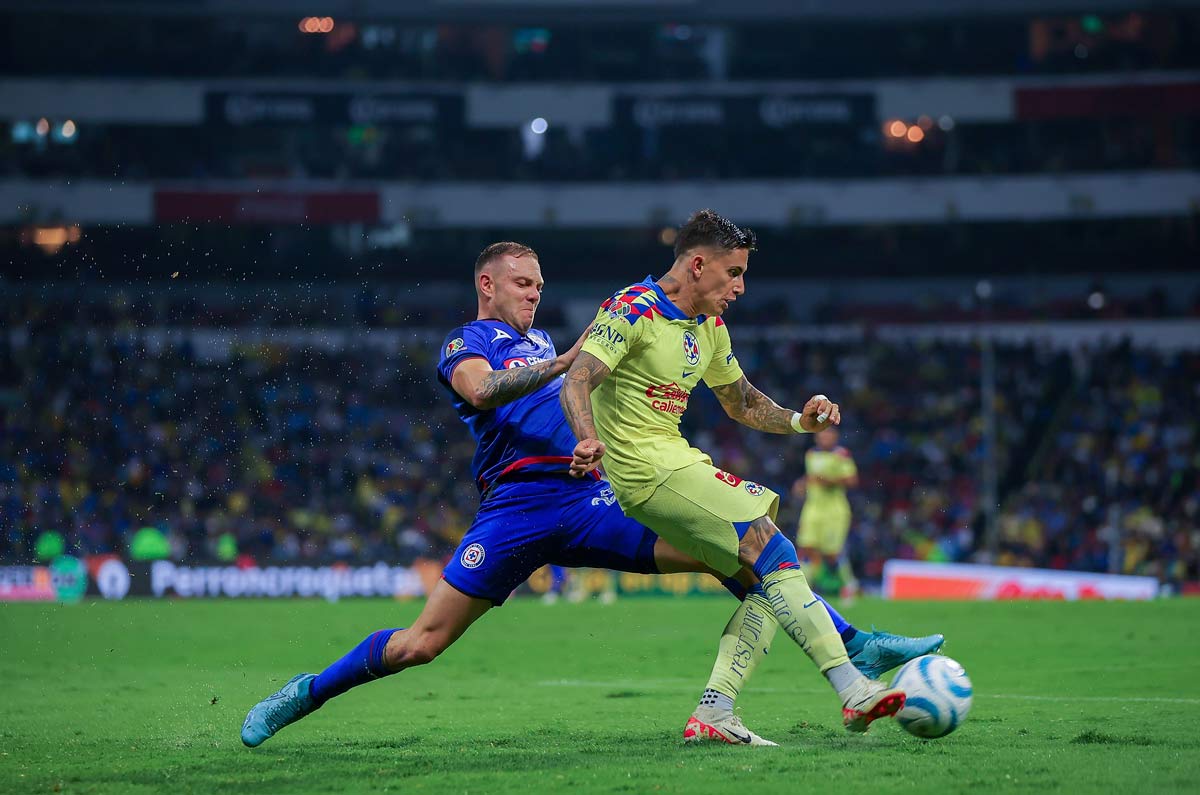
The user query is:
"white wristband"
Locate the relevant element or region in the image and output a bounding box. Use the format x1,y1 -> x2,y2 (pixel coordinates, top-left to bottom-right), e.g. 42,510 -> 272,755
790,411 -> 808,433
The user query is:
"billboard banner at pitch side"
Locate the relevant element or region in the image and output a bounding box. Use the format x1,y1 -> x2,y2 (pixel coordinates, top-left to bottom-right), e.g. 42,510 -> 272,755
74,559 -> 428,602
882,559 -> 1160,601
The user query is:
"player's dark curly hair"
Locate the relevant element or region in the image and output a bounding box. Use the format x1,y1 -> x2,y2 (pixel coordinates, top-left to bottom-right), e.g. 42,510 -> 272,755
673,209 -> 756,259
475,241 -> 539,272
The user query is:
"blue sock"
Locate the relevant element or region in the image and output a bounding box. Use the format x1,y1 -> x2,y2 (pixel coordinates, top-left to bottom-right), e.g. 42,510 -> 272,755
748,531 -> 800,581
309,628 -> 402,706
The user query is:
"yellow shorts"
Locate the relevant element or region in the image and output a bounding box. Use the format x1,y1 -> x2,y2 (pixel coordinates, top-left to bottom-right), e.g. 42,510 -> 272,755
798,509 -> 851,556
624,462 -> 779,578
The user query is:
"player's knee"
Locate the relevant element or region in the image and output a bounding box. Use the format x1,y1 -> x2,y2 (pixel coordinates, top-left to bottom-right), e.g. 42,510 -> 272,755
736,515 -> 780,560
750,530 -> 801,580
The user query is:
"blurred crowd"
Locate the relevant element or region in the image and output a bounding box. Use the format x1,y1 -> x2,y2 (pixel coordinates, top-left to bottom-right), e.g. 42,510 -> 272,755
2,322 -> 1196,586
0,331 -> 475,567
995,344 -> 1200,585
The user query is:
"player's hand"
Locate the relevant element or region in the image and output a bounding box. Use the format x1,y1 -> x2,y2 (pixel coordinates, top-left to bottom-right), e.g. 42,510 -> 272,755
557,323 -> 594,371
569,438 -> 606,478
799,394 -> 840,432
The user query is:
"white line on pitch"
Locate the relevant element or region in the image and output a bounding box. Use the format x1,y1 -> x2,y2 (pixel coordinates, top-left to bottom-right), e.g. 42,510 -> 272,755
986,694 -> 1200,705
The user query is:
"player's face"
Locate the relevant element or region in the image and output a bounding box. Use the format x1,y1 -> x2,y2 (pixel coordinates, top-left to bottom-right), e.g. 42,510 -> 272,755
694,247 -> 748,317
483,255 -> 544,333
817,428 -> 838,449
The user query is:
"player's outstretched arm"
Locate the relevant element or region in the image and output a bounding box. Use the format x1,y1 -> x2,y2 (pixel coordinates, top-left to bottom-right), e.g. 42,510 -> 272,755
560,350 -> 611,477
451,326 -> 590,411
710,376 -> 841,434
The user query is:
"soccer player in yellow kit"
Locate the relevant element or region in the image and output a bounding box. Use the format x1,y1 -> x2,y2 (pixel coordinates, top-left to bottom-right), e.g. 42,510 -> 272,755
561,209 -> 905,744
796,427 -> 860,598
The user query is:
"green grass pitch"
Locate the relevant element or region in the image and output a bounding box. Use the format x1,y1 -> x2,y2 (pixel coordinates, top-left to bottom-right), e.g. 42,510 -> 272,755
2,597 -> 1197,794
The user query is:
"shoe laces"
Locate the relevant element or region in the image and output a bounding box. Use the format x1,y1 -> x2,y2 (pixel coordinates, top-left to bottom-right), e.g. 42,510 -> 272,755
726,713 -> 749,731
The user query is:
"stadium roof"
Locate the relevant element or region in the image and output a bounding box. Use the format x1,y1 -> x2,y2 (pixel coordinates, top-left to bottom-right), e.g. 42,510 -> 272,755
4,0 -> 1200,22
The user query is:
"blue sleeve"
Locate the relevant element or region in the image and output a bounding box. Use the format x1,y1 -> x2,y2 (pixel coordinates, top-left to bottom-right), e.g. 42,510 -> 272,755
437,324 -> 490,385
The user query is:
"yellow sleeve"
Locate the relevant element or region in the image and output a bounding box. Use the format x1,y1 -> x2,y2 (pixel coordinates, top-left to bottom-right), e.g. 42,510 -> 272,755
701,320 -> 744,388
581,303 -> 643,371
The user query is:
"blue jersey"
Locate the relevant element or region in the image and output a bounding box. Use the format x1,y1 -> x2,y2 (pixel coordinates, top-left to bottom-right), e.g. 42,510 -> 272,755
437,319 -> 582,491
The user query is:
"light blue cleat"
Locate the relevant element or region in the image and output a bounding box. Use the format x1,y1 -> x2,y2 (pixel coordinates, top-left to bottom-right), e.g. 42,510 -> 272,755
850,630 -> 945,680
241,673 -> 320,747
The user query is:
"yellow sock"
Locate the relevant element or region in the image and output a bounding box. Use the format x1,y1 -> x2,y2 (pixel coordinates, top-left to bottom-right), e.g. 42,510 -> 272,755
703,592 -> 779,699
760,568 -> 850,672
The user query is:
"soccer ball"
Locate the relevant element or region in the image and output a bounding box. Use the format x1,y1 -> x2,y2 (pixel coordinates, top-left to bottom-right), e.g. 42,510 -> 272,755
890,654 -> 973,738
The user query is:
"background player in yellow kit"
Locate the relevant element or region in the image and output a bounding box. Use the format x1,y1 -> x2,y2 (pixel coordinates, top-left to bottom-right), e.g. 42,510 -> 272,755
560,209 -> 906,745
795,427 -> 860,598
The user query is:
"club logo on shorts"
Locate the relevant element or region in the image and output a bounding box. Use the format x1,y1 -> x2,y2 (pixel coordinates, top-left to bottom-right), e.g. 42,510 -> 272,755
591,486 -> 618,507
744,481 -> 765,496
445,338 -> 465,357
682,331 -> 700,366
715,470 -> 743,487
461,543 -> 486,569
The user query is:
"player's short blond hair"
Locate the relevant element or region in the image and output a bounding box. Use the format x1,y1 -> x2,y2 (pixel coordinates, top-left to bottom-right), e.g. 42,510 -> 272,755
475,242 -> 538,273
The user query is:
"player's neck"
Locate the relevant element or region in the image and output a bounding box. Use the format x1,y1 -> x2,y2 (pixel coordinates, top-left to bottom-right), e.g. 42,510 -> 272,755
476,309 -> 529,335
655,273 -> 700,318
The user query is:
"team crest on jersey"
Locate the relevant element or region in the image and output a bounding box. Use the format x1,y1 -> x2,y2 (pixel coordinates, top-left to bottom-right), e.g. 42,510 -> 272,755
744,481 -> 766,496
609,302 -> 632,319
445,338 -> 465,357
715,470 -> 743,487
461,543 -> 486,569
591,487 -> 618,507
682,331 -> 700,366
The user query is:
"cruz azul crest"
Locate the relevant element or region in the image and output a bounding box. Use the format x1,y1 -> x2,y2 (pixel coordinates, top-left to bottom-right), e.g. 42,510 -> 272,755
461,543 -> 486,569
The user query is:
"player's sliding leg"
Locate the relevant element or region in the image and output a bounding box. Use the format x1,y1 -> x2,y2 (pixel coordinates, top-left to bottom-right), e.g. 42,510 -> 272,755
736,515 -> 905,733
241,580 -> 490,748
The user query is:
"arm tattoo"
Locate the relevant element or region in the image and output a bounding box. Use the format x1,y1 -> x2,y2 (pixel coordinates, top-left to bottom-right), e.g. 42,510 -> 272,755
560,351 -> 611,441
475,358 -> 565,409
710,376 -> 796,434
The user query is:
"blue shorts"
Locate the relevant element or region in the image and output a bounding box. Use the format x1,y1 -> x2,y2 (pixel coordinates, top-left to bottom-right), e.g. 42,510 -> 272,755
442,476 -> 659,605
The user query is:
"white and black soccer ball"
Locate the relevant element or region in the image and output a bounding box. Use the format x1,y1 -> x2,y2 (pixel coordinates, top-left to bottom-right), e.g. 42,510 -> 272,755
891,654 -> 973,738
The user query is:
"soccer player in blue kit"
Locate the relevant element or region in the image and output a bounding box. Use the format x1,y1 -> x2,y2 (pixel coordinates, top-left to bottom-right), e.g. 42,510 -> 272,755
241,242 -> 942,748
